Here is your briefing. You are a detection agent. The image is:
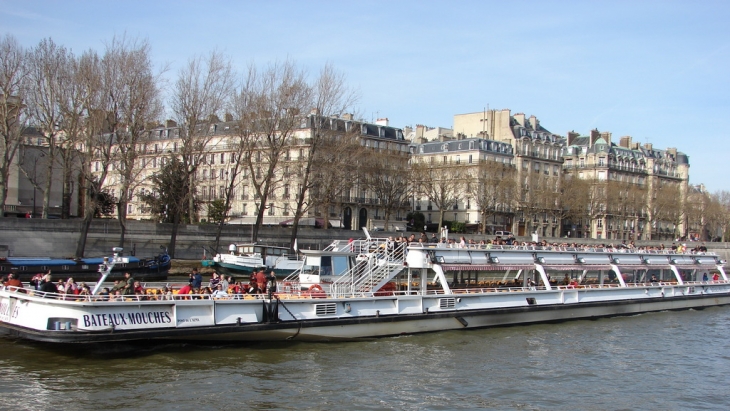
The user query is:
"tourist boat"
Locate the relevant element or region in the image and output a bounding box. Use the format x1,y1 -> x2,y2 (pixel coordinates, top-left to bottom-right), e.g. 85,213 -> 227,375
202,243 -> 303,277
0,231 -> 728,343
0,247 -> 171,283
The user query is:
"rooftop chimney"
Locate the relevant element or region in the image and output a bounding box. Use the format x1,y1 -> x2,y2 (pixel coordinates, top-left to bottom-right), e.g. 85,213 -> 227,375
375,118 -> 389,126
514,113 -> 525,127
567,131 -> 580,146
619,136 -> 632,148
589,129 -> 601,147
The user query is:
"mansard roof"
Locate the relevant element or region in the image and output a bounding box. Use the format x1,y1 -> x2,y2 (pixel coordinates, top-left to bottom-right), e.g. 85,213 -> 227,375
410,137 -> 514,156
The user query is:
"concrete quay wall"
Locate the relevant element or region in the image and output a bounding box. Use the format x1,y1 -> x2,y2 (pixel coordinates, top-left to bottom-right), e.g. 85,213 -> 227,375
1,219 -> 728,265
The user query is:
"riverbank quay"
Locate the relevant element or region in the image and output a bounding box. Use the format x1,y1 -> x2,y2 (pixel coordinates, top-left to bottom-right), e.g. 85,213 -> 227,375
1,218 -> 728,264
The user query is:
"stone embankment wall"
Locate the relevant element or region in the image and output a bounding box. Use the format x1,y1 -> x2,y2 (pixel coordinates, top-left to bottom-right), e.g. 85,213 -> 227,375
1,219 -> 728,265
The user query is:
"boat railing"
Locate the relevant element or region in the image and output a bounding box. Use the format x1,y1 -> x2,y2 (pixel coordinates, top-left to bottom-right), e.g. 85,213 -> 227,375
407,242 -> 717,256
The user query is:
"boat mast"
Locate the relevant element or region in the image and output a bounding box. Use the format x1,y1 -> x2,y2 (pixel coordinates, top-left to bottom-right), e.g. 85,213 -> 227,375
91,247 -> 129,295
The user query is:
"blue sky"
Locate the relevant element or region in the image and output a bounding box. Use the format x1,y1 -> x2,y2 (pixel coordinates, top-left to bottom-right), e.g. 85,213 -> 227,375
2,0 -> 729,191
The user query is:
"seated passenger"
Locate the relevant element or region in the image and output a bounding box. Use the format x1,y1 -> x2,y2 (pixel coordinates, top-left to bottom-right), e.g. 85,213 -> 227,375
133,281 -> 145,295
161,286 -> 173,300
77,283 -> 91,298
177,283 -> 193,298
212,284 -> 229,298
39,274 -> 57,296
3,273 -> 23,289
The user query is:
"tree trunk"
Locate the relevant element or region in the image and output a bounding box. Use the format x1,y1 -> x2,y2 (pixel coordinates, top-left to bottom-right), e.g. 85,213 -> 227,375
169,212 -> 180,259
75,213 -> 93,258
117,199 -> 127,248
252,202 -> 266,242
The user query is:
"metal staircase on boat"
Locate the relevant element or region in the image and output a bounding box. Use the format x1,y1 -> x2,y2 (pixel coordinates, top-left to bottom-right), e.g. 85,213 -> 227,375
329,239 -> 407,297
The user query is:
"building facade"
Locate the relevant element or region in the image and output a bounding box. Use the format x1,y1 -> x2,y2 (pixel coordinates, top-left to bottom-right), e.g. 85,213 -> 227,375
102,113 -> 411,231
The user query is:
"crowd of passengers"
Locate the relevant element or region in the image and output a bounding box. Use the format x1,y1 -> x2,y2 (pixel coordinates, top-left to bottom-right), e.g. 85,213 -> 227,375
1,268 -> 278,301
390,232 -> 710,254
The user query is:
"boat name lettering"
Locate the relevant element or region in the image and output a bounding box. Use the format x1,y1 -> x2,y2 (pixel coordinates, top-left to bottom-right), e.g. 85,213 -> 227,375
0,301 -> 18,319
82,311 -> 172,328
177,318 -> 200,323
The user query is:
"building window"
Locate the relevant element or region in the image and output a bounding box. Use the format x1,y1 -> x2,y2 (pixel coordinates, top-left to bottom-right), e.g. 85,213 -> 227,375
468,154 -> 473,164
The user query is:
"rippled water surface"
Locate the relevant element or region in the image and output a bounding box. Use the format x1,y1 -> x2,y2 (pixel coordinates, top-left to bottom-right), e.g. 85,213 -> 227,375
2,307 -> 729,411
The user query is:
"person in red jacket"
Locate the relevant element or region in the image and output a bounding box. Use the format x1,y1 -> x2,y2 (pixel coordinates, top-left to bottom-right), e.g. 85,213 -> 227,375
3,273 -> 23,289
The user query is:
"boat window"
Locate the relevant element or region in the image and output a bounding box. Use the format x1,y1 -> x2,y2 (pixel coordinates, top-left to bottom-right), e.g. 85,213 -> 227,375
332,256 -> 349,276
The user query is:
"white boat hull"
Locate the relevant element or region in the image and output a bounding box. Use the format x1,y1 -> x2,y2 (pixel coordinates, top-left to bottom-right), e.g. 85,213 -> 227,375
2,284 -> 729,343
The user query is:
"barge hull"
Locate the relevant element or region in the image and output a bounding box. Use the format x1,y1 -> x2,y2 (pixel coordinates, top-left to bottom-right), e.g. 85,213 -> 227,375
2,292 -> 728,344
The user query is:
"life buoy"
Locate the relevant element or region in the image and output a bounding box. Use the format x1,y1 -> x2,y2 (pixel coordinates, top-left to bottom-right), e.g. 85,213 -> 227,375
308,284 -> 323,292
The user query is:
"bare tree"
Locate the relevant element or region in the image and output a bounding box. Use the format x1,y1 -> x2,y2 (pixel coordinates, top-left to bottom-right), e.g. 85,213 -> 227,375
169,51 -> 234,257
0,34 -> 29,217
464,160 -> 517,234
288,64 -> 357,248
646,181 -> 682,240
25,38 -> 74,218
235,61 -> 311,242
301,122 -> 362,231
74,49 -> 119,257
100,36 -> 164,248
413,161 -> 467,233
360,148 -> 410,231
708,190 -> 730,241
548,173 -> 587,237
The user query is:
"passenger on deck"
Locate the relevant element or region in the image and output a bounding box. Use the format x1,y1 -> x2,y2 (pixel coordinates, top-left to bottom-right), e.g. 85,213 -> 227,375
29,273 -> 44,290
134,281 -> 144,295
78,283 -> 91,298
39,274 -> 57,296
248,281 -> 263,294
219,275 -> 230,291
713,273 -> 720,282
192,268 -> 203,289
201,287 -> 213,298
3,273 -> 23,289
208,272 -> 221,289
110,280 -> 124,295
55,279 -> 65,293
211,284 -> 228,298
64,278 -> 78,296
562,274 -> 571,285
161,286 -> 173,300
97,287 -> 110,301
650,274 -> 658,283
122,273 -> 135,296
177,283 -> 193,298
255,269 -> 267,292
267,271 -> 277,293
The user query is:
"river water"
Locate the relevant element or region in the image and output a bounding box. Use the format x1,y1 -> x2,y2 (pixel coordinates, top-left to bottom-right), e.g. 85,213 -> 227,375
1,306 -> 729,411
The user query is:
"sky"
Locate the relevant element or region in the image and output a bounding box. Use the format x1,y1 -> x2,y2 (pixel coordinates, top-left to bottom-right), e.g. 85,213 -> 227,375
2,0 -> 729,191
